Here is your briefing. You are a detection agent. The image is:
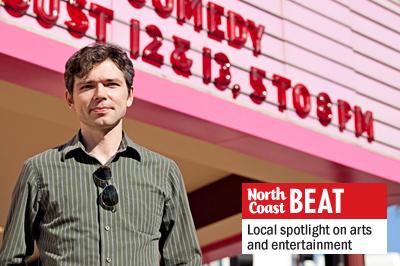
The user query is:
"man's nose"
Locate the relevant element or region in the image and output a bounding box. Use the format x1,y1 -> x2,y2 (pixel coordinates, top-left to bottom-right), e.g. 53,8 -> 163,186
94,83 -> 107,99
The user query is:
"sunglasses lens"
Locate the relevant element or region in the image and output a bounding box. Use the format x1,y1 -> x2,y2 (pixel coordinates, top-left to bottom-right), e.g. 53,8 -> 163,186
102,185 -> 119,207
94,167 -> 118,210
95,167 -> 111,181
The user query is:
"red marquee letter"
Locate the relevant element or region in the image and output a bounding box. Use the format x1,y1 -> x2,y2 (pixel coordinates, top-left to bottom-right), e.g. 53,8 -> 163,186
207,2 -> 224,42
249,67 -> 267,104
89,3 -> 114,43
171,36 -> 193,77
354,106 -> 374,142
3,0 -> 29,17
202,47 -> 212,84
128,0 -> 146,8
130,19 -> 140,59
292,84 -> 311,118
338,99 -> 352,132
246,19 -> 264,57
142,25 -> 164,67
152,0 -> 173,18
272,74 -> 291,112
34,0 -> 60,28
214,53 -> 231,90
316,92 -> 332,126
227,11 -> 247,49
177,0 -> 202,32
65,0 -> 88,38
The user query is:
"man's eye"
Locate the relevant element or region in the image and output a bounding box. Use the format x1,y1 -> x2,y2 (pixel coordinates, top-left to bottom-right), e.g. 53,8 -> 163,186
81,85 -> 94,90
107,83 -> 119,87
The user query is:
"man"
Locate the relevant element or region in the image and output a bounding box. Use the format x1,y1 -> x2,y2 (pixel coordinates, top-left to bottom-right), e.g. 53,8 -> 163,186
0,43 -> 202,265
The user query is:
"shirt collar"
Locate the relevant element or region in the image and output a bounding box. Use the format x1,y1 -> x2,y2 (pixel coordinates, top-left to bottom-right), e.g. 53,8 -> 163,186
61,130 -> 141,162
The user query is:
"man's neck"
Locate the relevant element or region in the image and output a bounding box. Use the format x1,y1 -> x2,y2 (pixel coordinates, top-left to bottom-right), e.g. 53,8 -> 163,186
80,123 -> 123,165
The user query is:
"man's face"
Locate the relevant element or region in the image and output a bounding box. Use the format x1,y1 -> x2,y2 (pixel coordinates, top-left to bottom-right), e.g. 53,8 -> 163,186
65,59 -> 133,131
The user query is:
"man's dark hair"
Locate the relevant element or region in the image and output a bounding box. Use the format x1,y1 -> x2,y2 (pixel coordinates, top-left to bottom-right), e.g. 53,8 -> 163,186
64,43 -> 134,94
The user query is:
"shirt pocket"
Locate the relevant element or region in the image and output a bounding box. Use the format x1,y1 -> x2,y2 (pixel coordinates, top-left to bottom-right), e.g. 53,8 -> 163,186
118,181 -> 165,237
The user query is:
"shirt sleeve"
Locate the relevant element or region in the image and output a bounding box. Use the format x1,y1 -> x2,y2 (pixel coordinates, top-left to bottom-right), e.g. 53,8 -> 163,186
0,159 -> 42,265
159,160 -> 202,266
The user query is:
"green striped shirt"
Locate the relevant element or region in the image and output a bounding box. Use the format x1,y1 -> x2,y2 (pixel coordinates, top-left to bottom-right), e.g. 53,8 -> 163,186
0,131 -> 202,265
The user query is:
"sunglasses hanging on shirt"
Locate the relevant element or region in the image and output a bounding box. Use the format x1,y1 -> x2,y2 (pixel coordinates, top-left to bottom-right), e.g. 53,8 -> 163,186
93,166 -> 119,212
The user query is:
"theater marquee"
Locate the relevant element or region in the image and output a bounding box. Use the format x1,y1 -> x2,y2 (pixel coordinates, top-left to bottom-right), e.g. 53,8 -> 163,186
0,0 -> 382,144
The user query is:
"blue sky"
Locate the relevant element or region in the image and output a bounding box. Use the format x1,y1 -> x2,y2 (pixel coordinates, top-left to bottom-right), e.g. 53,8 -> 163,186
388,205 -> 400,252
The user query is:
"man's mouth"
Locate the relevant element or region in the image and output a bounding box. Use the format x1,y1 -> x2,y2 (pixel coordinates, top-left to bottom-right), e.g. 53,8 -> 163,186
91,107 -> 112,113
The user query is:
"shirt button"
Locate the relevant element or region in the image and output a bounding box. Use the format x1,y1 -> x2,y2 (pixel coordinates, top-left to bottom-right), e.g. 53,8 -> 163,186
105,225 -> 110,231
106,257 -> 112,263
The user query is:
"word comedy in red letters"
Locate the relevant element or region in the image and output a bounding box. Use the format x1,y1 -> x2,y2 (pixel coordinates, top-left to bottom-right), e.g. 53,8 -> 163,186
2,0 -> 374,142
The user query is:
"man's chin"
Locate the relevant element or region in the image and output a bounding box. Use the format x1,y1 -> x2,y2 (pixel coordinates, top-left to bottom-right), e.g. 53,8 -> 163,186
92,119 -> 120,129
80,117 -> 122,130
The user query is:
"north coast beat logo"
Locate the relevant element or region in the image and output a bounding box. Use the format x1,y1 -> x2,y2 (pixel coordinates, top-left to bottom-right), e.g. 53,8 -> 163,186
242,183 -> 387,254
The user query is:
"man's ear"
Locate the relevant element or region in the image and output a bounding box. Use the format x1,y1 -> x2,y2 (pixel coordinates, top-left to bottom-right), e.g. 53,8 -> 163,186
127,86 -> 134,107
65,90 -> 74,109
